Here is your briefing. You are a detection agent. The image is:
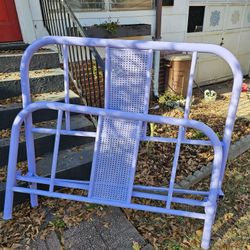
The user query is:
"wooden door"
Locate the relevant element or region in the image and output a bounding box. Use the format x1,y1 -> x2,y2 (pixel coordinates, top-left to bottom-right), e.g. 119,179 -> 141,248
0,0 -> 22,42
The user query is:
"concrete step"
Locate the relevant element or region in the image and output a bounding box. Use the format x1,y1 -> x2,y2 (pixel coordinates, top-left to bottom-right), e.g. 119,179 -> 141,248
0,68 -> 64,99
0,90 -> 80,130
0,50 -> 60,73
0,142 -> 94,211
0,115 -> 95,166
0,42 -> 28,51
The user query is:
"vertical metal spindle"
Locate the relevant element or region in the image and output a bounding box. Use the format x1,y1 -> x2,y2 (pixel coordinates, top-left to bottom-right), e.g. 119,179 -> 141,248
52,0 -> 63,56
84,46 -> 93,106
39,1 -> 46,29
104,47 -> 110,108
58,0 -> 66,34
63,45 -> 70,130
72,23 -> 86,105
166,52 -> 198,209
49,0 -> 57,36
41,0 -> 50,33
79,43 -> 89,104
74,39 -> 86,105
55,0 -> 63,36
66,14 -> 78,94
183,52 -> 198,120
49,110 -> 63,192
89,50 -> 98,106
95,60 -> 103,107
59,4 -> 80,101
68,19 -> 79,80
45,0 -> 55,35
51,0 -> 60,36
62,4 -> 69,35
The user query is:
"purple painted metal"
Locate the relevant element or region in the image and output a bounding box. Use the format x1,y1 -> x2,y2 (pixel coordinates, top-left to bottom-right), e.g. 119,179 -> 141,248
49,110 -> 63,192
3,36 -> 243,250
88,47 -> 153,203
63,45 -> 70,130
166,52 -> 198,209
12,186 -> 207,220
32,126 -> 213,146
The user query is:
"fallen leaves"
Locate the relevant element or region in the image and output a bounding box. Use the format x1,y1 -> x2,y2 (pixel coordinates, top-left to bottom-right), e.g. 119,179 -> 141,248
0,189 -> 106,248
124,149 -> 250,249
0,88 -> 249,249
135,96 -> 250,191
195,229 -> 203,237
0,69 -> 54,82
224,213 -> 234,221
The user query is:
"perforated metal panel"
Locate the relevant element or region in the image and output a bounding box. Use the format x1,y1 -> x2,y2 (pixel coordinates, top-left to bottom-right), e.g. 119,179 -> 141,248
108,48 -> 152,112
88,48 -> 152,202
90,117 -> 140,201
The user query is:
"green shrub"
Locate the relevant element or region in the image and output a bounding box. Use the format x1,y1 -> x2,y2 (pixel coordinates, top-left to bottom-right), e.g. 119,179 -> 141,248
95,18 -> 119,35
158,91 -> 185,109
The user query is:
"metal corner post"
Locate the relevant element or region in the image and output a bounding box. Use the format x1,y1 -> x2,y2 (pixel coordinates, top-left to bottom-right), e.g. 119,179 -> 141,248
153,0 -> 163,97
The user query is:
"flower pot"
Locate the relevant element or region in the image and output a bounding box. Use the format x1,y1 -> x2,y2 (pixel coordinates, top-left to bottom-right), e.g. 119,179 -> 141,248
162,0 -> 174,6
83,24 -> 151,38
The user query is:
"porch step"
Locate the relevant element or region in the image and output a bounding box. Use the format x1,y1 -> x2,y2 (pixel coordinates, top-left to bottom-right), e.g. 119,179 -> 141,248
0,90 -> 80,130
0,142 -> 94,211
0,115 -> 95,166
0,51 -> 60,73
0,42 -> 28,51
0,44 -> 97,211
0,68 -> 64,99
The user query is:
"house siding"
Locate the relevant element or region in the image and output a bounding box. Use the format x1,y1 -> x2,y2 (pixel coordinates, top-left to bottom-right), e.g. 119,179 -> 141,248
15,0 -> 250,86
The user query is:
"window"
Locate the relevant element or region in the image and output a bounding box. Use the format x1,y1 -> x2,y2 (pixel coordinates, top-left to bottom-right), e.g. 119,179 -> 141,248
111,0 -> 153,10
69,0 -> 105,11
187,6 -> 205,33
68,0 -> 154,11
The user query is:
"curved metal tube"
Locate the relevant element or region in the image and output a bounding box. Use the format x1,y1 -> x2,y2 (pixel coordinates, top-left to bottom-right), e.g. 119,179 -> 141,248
11,101 -> 223,206
20,38 -> 242,189
6,36 -> 242,249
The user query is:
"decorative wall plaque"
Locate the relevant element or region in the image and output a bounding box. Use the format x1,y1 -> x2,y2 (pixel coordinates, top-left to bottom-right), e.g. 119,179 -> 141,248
210,10 -> 221,27
231,10 -> 240,25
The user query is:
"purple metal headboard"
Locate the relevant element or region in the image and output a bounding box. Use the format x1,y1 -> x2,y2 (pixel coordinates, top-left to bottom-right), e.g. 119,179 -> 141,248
3,36 -> 243,250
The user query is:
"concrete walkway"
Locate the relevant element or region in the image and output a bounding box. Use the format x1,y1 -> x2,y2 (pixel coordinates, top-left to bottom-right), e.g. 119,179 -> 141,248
30,207 -> 153,250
